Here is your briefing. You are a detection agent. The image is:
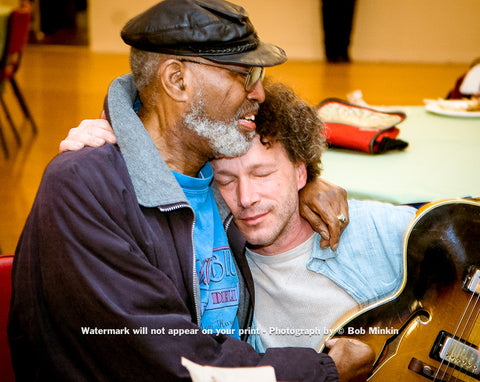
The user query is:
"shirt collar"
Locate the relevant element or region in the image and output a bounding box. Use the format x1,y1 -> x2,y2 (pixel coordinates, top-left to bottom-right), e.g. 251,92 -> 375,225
105,73 -> 188,208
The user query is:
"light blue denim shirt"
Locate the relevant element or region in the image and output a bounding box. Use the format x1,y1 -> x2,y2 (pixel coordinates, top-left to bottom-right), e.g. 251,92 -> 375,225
306,200 -> 416,306
248,199 -> 416,352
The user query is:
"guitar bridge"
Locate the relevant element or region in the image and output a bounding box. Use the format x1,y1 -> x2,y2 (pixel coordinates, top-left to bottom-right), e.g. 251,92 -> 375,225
430,331 -> 480,379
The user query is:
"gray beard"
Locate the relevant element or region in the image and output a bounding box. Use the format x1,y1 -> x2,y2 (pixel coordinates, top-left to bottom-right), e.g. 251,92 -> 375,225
183,98 -> 255,158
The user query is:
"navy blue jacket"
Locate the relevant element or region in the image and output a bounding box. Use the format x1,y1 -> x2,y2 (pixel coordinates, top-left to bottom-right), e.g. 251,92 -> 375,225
8,74 -> 338,381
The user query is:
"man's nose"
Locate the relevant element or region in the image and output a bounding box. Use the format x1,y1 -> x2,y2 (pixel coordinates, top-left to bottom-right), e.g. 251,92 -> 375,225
237,178 -> 259,208
247,80 -> 265,104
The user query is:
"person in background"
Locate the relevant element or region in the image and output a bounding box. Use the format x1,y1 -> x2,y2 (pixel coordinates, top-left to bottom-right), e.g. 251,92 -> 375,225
446,57 -> 480,99
8,1 -> 356,381
321,0 -> 356,63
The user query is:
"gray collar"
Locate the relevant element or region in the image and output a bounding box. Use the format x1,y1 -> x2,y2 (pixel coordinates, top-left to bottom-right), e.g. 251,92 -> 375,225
104,73 -> 187,208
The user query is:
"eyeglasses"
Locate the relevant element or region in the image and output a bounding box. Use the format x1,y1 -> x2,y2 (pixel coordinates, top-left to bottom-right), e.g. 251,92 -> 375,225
179,58 -> 265,92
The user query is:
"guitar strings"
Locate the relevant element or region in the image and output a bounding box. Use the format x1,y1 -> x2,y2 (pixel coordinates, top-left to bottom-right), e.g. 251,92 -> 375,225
438,291 -> 480,381
433,289 -> 480,381
434,296 -> 472,381
453,293 -> 480,381
469,298 -> 480,352
447,284 -> 480,381
460,292 -> 480,379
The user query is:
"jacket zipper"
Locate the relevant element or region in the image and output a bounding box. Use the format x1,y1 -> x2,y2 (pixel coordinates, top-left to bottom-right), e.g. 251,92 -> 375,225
159,202 -> 201,326
190,212 -> 201,325
224,213 -> 255,338
224,214 -> 234,232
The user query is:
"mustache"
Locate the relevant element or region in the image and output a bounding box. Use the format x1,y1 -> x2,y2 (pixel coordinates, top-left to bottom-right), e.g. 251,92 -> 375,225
235,101 -> 260,120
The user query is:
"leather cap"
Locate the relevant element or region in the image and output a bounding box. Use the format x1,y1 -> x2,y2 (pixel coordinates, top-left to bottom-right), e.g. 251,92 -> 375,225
121,0 -> 287,67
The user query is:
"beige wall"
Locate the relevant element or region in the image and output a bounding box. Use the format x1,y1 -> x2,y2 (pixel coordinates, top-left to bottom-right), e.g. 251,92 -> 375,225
89,0 -> 480,63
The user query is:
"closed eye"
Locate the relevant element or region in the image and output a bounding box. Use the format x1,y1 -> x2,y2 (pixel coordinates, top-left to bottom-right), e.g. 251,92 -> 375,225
253,170 -> 275,178
214,176 -> 235,187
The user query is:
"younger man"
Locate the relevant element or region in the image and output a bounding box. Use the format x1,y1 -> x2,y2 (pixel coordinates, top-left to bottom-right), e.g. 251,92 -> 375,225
210,82 -> 416,351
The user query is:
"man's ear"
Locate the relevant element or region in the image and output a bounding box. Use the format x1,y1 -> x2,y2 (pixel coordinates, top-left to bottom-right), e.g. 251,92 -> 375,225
160,59 -> 189,101
296,163 -> 308,191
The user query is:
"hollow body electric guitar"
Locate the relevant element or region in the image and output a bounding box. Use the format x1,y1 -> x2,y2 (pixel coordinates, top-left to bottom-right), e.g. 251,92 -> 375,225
321,199 -> 480,381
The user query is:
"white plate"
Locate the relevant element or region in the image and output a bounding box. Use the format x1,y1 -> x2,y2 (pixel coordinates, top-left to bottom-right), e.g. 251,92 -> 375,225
425,101 -> 480,118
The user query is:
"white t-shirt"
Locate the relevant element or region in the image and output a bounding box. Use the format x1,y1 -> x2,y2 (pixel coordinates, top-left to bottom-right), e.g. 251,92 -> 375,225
246,234 -> 357,349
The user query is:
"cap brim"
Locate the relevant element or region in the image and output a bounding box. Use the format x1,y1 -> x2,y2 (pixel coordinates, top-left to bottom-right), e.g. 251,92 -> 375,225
199,41 -> 287,67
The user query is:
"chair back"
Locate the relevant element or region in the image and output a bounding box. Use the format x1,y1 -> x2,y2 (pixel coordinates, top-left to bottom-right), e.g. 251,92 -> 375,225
0,5 -> 32,80
0,254 -> 14,381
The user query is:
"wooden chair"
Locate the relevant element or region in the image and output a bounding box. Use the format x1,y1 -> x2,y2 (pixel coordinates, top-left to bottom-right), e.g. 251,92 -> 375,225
0,254 -> 15,381
0,4 -> 37,159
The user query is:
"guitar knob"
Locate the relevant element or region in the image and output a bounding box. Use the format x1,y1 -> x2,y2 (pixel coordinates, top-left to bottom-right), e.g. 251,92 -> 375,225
422,365 -> 434,377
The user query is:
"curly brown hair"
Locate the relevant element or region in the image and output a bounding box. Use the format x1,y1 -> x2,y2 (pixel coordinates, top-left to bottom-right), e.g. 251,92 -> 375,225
256,80 -> 326,181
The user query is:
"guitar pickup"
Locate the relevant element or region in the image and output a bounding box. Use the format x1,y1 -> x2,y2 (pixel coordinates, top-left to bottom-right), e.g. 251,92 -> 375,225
430,330 -> 480,379
463,267 -> 480,295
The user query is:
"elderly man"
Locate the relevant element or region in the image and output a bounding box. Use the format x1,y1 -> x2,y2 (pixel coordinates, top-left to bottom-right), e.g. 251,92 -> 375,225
8,1 -> 355,381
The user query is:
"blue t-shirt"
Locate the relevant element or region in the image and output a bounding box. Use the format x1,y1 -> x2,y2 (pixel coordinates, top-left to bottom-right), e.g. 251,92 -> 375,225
173,163 -> 240,338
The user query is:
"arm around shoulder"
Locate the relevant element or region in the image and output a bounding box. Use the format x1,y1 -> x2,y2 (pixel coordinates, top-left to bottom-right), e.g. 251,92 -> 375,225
10,147 -> 341,381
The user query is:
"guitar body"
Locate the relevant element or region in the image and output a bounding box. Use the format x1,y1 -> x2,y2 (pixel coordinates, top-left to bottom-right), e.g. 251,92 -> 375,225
326,199 -> 480,381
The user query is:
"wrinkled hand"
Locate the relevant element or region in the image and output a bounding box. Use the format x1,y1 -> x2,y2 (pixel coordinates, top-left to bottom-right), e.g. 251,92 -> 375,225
325,338 -> 375,382
59,112 -> 116,153
299,177 -> 348,251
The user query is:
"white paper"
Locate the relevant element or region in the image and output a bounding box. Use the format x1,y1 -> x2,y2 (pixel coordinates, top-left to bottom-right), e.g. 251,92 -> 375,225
181,357 -> 277,382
